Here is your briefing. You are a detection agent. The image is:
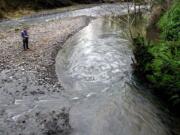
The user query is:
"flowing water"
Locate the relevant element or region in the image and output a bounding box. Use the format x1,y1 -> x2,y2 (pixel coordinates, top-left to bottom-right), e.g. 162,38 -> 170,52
55,17 -> 171,135
0,3 -> 147,29
0,3 -> 173,135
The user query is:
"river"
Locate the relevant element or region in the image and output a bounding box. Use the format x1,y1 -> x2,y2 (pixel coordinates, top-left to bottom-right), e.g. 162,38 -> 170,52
0,3 -> 147,29
0,3 -> 173,135
55,17 -> 171,135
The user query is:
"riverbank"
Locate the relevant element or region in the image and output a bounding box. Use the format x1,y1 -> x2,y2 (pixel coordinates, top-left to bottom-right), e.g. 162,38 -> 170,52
0,0 -> 119,19
0,4 -> 97,20
1,2 -> 179,134
0,16 -> 92,134
133,0 -> 180,114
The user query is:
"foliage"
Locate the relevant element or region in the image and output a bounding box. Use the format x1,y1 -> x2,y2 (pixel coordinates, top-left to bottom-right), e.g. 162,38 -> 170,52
0,0 -> 107,10
134,0 -> 180,111
158,0 -> 180,41
146,41 -> 180,90
0,0 -> 73,10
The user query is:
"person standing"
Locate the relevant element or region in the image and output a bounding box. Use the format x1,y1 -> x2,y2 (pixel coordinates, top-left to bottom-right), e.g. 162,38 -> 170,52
21,28 -> 29,50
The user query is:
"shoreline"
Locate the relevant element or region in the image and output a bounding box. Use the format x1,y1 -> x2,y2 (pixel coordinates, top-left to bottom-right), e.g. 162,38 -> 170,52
0,16 -> 92,134
0,16 -> 92,97
0,1 -> 122,21
0,4 -> 97,21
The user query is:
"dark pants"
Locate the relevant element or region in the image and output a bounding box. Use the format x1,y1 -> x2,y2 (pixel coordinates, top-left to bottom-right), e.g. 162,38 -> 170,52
23,38 -> 29,50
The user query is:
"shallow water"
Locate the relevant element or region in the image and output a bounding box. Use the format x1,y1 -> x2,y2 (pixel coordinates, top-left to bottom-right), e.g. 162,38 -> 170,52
55,17 -> 171,135
0,3 -> 172,135
0,3 -> 147,29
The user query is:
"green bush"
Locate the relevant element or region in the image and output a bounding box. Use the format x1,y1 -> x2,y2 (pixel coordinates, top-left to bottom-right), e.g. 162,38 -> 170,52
134,0 -> 180,110
158,0 -> 180,41
146,41 -> 180,90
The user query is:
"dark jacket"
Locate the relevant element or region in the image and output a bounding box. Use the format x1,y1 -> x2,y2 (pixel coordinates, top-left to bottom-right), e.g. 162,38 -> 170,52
21,30 -> 29,39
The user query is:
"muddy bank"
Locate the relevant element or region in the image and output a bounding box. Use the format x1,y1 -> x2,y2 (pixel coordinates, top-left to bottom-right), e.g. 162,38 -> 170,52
0,16 -> 91,134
